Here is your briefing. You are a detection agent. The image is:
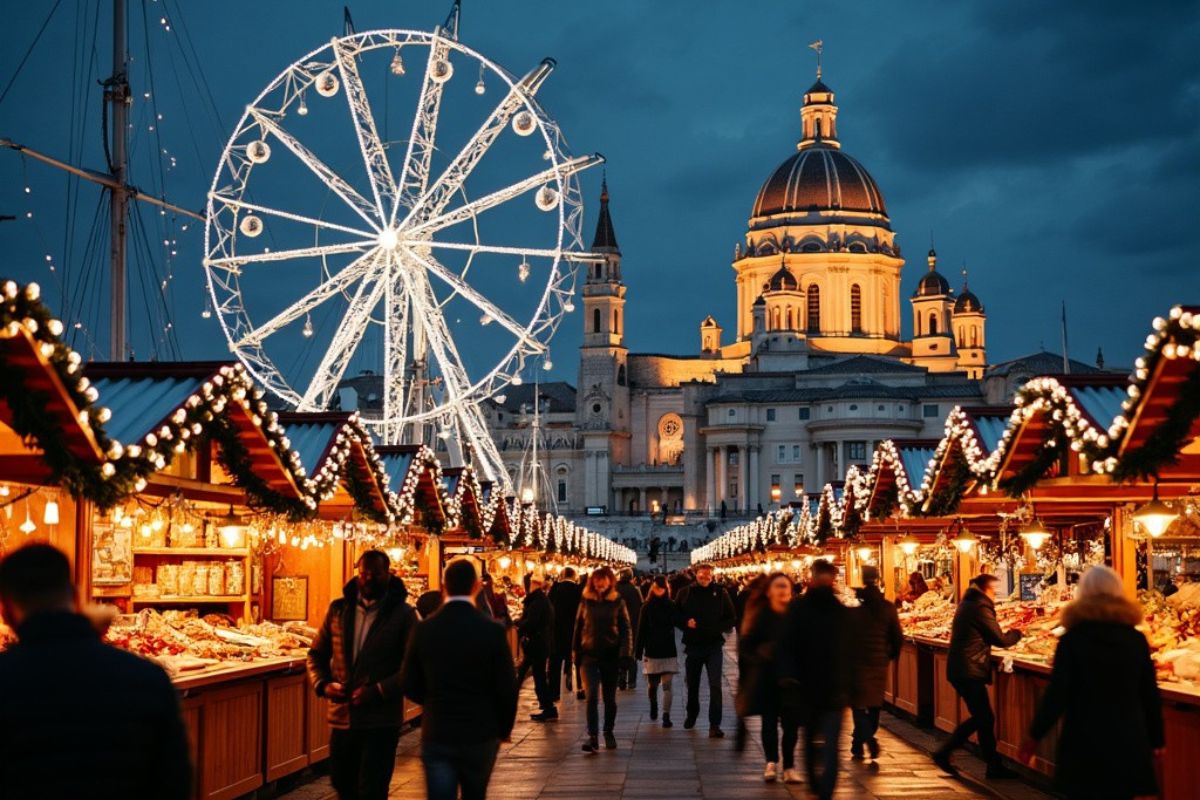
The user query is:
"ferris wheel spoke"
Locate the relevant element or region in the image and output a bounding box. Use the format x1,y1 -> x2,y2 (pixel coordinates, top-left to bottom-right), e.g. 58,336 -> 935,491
332,37 -> 398,217
391,34 -> 452,224
382,272 -> 410,442
209,194 -> 377,240
406,153 -> 604,236
204,239 -> 377,270
404,248 -> 544,353
400,59 -> 557,228
420,239 -> 562,260
233,252 -> 378,349
404,270 -> 472,402
250,108 -> 381,231
299,265 -> 388,410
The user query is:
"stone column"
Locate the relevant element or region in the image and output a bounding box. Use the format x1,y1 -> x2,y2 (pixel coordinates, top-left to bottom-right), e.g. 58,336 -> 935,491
716,445 -> 725,508
748,445 -> 760,511
737,446 -> 747,512
705,447 -> 716,515
638,487 -> 646,515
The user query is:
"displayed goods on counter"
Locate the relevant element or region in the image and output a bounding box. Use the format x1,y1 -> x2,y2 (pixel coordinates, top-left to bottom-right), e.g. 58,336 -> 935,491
104,608 -> 316,676
131,559 -> 245,599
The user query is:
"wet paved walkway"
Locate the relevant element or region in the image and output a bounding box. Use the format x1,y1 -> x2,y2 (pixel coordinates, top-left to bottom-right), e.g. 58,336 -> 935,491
281,641 -> 1051,800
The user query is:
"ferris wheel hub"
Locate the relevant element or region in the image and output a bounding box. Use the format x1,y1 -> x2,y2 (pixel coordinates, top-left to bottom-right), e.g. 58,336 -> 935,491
378,227 -> 400,251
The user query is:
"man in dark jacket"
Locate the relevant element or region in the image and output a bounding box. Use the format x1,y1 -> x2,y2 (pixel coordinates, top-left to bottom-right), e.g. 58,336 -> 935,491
308,550 -> 418,800
401,558 -> 517,800
0,544 -> 191,800
548,566 -> 583,701
516,575 -> 556,720
675,562 -> 736,736
778,559 -> 850,800
848,565 -> 902,760
933,573 -> 1022,779
615,570 -> 643,690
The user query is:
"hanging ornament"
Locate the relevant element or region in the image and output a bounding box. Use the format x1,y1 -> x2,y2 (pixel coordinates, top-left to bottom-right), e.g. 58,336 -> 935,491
302,313 -> 314,338
315,71 -> 339,97
535,186 -> 558,211
296,91 -> 309,116
390,47 -> 405,76
246,140 -> 271,164
479,313 -> 493,326
19,500 -> 36,535
430,59 -> 453,84
43,498 -> 59,526
517,260 -> 530,282
239,215 -> 263,237
563,299 -> 575,313
512,111 -> 536,136
475,63 -> 486,95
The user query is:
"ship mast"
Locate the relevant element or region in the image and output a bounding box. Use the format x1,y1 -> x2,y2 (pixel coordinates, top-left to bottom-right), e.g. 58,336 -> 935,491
105,0 -> 129,359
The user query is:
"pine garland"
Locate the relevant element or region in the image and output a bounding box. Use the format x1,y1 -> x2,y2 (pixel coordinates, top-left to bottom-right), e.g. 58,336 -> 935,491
1114,362 -> 1200,482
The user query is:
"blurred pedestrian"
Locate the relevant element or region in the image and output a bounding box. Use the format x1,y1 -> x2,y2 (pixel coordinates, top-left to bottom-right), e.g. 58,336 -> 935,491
737,572 -> 800,783
616,569 -> 643,690
933,573 -> 1022,779
1019,566 -> 1164,800
848,565 -> 902,761
635,575 -> 679,728
676,563 -> 736,737
0,543 -> 191,800
416,588 -> 442,619
400,559 -> 517,800
308,550 -> 417,800
572,566 -> 632,752
778,559 -> 850,800
517,575 -> 557,721
733,573 -> 768,751
548,566 -> 584,701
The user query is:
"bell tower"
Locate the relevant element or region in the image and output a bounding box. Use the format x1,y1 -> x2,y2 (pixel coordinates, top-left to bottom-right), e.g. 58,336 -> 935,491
577,179 -> 630,508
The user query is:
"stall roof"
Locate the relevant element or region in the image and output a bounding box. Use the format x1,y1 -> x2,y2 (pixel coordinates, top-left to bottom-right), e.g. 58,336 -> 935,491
276,412 -> 391,518
0,325 -> 103,468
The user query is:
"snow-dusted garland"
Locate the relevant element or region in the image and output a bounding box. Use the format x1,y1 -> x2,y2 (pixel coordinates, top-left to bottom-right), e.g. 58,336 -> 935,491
388,445 -> 451,531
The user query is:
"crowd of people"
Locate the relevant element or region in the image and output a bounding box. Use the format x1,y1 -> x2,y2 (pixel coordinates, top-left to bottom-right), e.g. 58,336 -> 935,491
0,542 -> 1169,800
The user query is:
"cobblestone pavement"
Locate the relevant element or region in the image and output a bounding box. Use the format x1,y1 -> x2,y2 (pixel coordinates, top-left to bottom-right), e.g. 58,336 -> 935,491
281,641 -> 1052,800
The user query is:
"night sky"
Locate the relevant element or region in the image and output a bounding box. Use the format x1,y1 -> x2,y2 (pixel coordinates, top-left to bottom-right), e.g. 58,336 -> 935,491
0,0 -> 1197,388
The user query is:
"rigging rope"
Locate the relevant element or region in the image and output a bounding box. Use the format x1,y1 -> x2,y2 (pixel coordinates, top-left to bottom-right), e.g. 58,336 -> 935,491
0,0 -> 64,109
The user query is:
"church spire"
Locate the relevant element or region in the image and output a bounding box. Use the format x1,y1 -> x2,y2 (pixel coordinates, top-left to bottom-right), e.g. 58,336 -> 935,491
591,176 -> 620,254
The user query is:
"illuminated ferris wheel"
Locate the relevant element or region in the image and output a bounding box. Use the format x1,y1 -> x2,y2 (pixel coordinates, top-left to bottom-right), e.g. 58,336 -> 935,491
202,5 -> 601,489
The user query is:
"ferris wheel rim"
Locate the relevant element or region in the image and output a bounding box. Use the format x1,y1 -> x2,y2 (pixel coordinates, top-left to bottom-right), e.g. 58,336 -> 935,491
202,28 -> 595,430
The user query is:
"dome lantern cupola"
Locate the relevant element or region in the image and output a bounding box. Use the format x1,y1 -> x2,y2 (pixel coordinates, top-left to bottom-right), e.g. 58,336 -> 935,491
799,80 -> 839,150
914,247 -> 951,298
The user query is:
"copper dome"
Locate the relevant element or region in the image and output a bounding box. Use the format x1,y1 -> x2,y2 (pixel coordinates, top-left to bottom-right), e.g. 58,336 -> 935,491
752,147 -> 887,219
954,288 -> 983,313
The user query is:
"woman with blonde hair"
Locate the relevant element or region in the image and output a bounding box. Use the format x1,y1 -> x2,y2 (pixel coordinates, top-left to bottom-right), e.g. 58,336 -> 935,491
572,566 -> 632,753
1019,565 -> 1164,800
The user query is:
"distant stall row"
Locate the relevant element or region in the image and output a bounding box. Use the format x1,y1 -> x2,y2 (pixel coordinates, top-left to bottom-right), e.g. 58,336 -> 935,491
691,303 -> 1200,797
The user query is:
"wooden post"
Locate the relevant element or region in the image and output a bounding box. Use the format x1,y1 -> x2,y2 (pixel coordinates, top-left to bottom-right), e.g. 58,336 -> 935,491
1110,506 -> 1138,600
881,534 -> 897,600
955,547 -> 979,601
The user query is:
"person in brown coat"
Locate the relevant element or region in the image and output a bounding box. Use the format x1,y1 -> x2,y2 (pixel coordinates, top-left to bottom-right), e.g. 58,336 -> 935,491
848,565 -> 902,760
308,550 -> 418,800
1019,566 -> 1164,800
572,566 -> 632,752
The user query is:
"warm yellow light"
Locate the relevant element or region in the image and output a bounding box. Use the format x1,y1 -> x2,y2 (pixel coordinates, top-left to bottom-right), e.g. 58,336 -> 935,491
1019,519 -> 1052,550
1133,497 -> 1178,539
524,559 -> 536,571
520,486 -> 535,504
217,506 -> 245,549
899,534 -> 919,557
856,545 -> 872,562
790,558 -> 802,570
770,486 -> 782,502
952,527 -> 976,553
387,547 -> 404,564
498,555 -> 512,570
43,499 -> 60,526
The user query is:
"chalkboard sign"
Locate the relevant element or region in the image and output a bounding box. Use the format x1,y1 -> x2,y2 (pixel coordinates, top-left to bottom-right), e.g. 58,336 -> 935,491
1019,573 -> 1041,601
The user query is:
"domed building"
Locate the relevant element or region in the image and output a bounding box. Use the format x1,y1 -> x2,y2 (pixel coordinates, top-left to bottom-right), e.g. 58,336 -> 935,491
482,64 -> 1033,547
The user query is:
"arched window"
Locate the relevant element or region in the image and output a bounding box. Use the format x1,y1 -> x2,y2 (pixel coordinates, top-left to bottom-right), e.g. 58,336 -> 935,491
593,308 -> 601,333
557,479 -> 567,503
593,263 -> 601,279
771,307 -> 781,330
806,285 -> 820,332
785,306 -> 794,329
613,309 -> 619,334
617,364 -> 627,386
928,312 -> 938,335
970,326 -> 978,347
850,284 -> 863,333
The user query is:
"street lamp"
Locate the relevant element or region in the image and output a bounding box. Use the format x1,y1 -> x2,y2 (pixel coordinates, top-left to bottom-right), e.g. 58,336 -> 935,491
1133,483 -> 1178,538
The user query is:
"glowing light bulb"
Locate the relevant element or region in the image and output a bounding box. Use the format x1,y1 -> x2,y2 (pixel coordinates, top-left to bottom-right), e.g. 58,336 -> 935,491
201,306 -> 212,319
563,299 -> 575,313
390,48 -> 405,76
517,260 -> 530,282
302,314 -> 314,338
297,93 -> 309,115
